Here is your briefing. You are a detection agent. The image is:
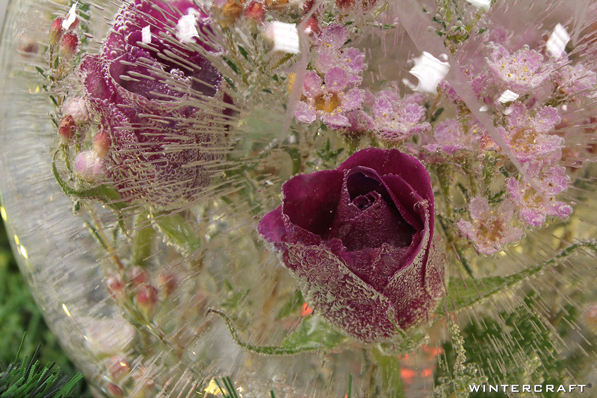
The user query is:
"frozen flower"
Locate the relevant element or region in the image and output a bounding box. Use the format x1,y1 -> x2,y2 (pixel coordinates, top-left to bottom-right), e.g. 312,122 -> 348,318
314,24 -> 366,85
423,119 -> 476,155
507,162 -> 572,227
457,197 -> 523,255
79,0 -> 230,208
62,97 -> 89,125
371,89 -> 430,143
486,44 -> 552,95
499,102 -> 563,163
258,148 -> 445,342
295,68 -> 364,128
554,62 -> 597,98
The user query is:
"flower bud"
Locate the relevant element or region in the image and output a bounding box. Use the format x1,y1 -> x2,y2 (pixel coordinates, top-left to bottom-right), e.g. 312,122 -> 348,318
134,284 -> 159,319
258,149 -> 445,343
127,266 -> 150,287
74,150 -> 104,182
106,355 -> 130,382
105,275 -> 126,303
49,17 -> 64,46
156,272 -> 177,299
17,35 -> 39,57
106,383 -> 125,398
301,16 -> 320,37
63,97 -> 89,125
220,0 -> 245,27
93,130 -> 112,159
244,2 -> 265,25
59,32 -> 79,59
265,0 -> 288,7
58,115 -> 76,144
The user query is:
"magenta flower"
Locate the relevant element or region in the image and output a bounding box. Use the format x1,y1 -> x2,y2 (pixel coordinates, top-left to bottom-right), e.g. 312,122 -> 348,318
79,0 -> 230,207
295,69 -> 365,128
507,162 -> 572,227
457,197 -> 523,255
371,90 -> 430,143
499,102 -> 563,163
258,149 -> 445,342
486,44 -> 551,95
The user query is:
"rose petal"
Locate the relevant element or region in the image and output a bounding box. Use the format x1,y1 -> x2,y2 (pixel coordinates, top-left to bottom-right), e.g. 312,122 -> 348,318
281,170 -> 344,236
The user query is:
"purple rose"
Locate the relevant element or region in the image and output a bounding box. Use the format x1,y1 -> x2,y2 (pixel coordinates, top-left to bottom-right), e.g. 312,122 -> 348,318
80,0 -> 231,207
258,148 -> 445,343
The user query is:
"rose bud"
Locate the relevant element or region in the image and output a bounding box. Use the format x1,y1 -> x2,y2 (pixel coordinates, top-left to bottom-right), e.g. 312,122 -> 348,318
134,284 -> 159,319
49,17 -> 64,46
74,150 -> 105,182
63,97 -> 89,125
93,130 -> 112,159
80,0 -> 232,209
244,2 -> 265,25
59,32 -> 79,59
58,115 -> 76,144
258,148 -> 445,343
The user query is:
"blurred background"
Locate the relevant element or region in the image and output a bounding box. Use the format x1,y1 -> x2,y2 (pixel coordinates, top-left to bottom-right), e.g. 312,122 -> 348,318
0,0 -> 83,389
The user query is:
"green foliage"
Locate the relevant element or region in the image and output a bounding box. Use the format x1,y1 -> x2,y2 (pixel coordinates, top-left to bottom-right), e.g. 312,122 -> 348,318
0,218 -> 87,395
435,292 -> 583,398
440,240 -> 597,315
0,341 -> 82,398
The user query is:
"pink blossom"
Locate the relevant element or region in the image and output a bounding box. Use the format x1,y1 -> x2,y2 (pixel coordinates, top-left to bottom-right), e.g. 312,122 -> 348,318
423,119 -> 476,155
314,24 -> 366,85
499,102 -> 563,163
295,68 -> 364,128
457,197 -> 523,255
555,62 -> 597,98
486,44 -> 552,94
506,162 -> 572,227
371,89 -> 430,143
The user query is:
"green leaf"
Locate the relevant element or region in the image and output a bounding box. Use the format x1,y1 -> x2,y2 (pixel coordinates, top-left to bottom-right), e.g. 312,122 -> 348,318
222,56 -> 241,75
372,349 -> 406,398
275,290 -> 304,320
208,310 -> 346,355
237,45 -> 251,62
152,213 -> 201,254
279,315 -> 346,352
440,240 -> 597,314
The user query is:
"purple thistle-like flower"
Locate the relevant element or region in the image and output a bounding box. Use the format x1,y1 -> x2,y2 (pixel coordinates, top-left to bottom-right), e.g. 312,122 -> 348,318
457,197 -> 523,256
258,148 -> 445,342
507,162 -> 572,227
371,90 -> 430,143
486,44 -> 551,95
295,69 -> 365,128
79,0 -> 231,207
499,102 -> 563,163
